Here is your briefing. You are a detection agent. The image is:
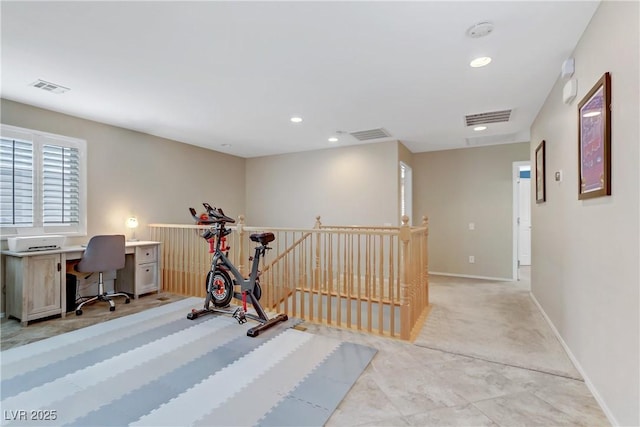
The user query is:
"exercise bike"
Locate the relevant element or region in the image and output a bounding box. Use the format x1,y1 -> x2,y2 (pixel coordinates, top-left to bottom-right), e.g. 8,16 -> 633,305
186,202 -> 288,337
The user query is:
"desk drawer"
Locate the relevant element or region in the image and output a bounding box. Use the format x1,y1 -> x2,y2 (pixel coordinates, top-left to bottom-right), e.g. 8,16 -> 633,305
136,246 -> 157,264
136,263 -> 158,293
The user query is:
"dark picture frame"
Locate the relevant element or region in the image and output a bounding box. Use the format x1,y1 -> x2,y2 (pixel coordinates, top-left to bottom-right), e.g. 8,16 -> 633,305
535,140 -> 546,203
578,72 -> 611,200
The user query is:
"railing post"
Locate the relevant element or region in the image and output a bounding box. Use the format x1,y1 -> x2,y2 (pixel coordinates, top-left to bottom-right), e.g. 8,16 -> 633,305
400,215 -> 411,340
422,215 -> 429,306
237,214 -> 245,276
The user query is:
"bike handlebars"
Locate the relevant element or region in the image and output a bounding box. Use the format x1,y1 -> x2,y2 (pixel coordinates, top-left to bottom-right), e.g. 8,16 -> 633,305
189,203 -> 236,225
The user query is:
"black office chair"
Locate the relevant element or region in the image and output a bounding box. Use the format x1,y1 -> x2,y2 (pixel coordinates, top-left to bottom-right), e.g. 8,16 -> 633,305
74,234 -> 131,315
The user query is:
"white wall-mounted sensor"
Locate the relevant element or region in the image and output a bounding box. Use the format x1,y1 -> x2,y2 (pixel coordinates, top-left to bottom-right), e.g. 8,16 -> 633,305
561,58 -> 575,80
563,79 -> 578,104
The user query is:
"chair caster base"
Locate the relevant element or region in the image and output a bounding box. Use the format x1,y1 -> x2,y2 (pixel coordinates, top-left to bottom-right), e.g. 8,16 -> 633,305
125,298 -> 131,304
110,306 -> 115,312
76,309 -> 83,316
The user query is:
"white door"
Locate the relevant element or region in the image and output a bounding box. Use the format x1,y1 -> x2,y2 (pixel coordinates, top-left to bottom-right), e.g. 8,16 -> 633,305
518,176 -> 531,266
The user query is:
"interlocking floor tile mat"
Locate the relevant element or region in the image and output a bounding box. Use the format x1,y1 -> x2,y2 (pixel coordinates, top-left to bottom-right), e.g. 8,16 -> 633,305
1,297 -> 377,426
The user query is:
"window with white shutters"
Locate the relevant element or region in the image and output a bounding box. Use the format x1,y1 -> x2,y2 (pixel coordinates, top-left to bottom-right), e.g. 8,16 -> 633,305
0,138 -> 34,226
43,144 -> 81,225
0,124 -> 86,237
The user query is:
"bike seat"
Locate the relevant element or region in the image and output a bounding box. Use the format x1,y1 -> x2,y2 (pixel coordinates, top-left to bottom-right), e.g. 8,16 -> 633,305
250,232 -> 275,245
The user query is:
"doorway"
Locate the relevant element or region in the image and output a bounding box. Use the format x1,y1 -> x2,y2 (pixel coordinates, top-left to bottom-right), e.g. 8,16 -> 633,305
400,162 -> 413,226
512,161 -> 531,283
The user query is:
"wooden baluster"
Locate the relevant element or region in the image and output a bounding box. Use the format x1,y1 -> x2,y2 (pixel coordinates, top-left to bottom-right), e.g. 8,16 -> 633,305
378,234 -> 384,335
181,228 -> 185,296
199,227 -> 205,297
174,227 -> 179,295
194,229 -> 198,297
169,227 -> 174,294
357,234 -> 362,331
185,228 -> 190,296
327,233 -> 333,325
346,233 -> 352,329
389,233 -> 395,337
314,233 -> 318,321
163,228 -> 168,293
195,228 -> 201,297
400,215 -> 411,340
336,232 -> 342,327
366,234 -> 372,333
422,215 -> 429,307
186,228 -> 190,296
189,228 -> 194,296
184,228 -> 189,296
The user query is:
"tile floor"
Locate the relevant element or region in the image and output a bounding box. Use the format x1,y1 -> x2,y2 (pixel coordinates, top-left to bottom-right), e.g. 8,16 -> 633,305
1,272 -> 610,426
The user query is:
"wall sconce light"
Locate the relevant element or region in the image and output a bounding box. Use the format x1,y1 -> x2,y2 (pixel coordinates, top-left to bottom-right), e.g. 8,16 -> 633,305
126,217 -> 139,241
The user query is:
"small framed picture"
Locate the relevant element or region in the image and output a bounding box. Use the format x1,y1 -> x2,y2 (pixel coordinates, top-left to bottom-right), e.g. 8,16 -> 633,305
578,72 -> 611,200
535,140 -> 546,203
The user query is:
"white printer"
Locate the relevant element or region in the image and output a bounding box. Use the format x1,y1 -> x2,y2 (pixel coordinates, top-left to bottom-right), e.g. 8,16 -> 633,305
7,235 -> 66,252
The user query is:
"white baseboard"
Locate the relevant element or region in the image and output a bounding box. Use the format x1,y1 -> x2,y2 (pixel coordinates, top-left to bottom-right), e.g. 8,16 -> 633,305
529,292 -> 619,427
429,271 -> 512,282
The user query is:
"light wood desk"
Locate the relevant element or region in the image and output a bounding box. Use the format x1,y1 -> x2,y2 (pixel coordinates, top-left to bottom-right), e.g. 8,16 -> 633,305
3,241 -> 162,325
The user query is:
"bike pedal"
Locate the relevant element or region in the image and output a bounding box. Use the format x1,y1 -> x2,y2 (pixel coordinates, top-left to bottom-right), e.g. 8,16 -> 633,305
233,308 -> 247,324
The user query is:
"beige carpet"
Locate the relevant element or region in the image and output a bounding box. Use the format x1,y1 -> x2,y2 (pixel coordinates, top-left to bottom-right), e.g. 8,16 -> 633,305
415,275 -> 581,379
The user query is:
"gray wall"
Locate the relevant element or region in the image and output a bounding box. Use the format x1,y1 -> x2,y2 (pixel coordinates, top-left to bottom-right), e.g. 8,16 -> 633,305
0,99 -> 246,243
530,2 -> 639,425
245,141 -> 400,228
413,142 -> 530,280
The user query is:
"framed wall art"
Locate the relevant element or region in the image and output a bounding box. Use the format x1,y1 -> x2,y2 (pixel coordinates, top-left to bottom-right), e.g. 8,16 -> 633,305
578,72 -> 611,200
535,140 -> 546,203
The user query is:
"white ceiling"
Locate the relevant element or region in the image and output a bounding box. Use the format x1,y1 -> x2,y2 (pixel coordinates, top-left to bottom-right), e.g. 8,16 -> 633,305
1,1 -> 600,158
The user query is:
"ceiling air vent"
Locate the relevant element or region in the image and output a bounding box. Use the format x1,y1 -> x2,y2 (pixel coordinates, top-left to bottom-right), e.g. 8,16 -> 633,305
29,79 -> 70,94
349,128 -> 391,141
465,109 -> 511,126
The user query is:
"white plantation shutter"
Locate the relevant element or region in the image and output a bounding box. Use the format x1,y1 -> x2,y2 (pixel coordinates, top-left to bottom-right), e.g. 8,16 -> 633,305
43,144 -> 80,225
0,124 -> 86,236
0,137 -> 34,225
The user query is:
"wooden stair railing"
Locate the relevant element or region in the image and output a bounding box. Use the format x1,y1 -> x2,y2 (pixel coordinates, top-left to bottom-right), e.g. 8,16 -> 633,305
149,214 -> 429,341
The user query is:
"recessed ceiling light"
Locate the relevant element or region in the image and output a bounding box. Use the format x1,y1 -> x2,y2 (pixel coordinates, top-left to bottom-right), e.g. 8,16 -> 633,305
470,57 -> 492,68
221,143 -> 231,147
328,137 -> 338,143
474,126 -> 487,131
290,116 -> 303,123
